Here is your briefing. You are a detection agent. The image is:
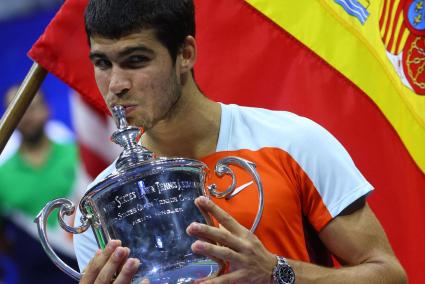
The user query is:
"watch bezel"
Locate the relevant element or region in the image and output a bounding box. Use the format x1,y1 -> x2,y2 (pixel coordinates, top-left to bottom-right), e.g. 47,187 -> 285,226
272,256 -> 295,284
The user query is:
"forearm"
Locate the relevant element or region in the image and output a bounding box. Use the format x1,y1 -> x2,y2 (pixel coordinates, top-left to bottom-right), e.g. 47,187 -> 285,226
288,258 -> 407,284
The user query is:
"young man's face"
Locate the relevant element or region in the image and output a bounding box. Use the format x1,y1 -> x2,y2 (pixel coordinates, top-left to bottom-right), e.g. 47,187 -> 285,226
89,29 -> 182,130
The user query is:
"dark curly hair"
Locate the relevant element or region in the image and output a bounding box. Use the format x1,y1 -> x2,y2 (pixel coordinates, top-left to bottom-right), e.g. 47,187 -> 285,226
85,0 -> 195,61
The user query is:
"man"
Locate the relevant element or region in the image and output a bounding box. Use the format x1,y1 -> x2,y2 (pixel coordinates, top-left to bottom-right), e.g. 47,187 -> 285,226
74,0 -> 407,283
0,87 -> 79,284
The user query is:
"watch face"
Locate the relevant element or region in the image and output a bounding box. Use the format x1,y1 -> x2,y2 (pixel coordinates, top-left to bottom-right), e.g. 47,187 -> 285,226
277,265 -> 295,284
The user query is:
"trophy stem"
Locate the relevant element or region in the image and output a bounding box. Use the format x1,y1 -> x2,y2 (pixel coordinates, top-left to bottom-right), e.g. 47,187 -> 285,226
110,105 -> 154,170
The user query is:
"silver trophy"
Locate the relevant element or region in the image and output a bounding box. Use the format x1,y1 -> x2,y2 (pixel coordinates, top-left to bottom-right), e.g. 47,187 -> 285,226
35,105 -> 264,284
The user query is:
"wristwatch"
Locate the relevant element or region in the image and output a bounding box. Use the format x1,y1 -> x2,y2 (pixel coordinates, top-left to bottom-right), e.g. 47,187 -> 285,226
272,256 -> 296,284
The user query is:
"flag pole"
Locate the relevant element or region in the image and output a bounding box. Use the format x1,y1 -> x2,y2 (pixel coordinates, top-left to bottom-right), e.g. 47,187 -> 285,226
0,62 -> 48,154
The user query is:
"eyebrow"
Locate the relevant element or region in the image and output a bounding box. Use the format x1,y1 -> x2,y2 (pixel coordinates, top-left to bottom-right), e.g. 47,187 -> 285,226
89,45 -> 154,61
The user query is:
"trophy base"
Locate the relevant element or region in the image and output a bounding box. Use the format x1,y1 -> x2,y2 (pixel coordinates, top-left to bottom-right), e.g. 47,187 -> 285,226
132,259 -> 220,284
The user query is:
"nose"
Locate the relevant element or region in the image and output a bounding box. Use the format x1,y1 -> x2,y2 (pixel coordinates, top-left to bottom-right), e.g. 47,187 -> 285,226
108,66 -> 131,98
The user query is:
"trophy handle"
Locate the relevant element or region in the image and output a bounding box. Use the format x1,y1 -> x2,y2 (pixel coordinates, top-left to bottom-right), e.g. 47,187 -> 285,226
35,198 -> 91,281
207,157 -> 264,233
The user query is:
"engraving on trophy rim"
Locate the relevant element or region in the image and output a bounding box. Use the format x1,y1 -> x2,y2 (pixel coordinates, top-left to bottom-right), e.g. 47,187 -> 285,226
115,192 -> 137,208
132,215 -> 153,226
103,179 -> 204,227
158,196 -> 178,205
94,160 -> 206,190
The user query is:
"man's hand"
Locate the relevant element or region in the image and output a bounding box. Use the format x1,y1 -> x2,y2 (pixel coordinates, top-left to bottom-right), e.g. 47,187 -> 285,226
187,196 -> 277,284
79,240 -> 144,284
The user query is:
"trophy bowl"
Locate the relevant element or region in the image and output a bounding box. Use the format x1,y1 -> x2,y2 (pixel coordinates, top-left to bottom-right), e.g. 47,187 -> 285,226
35,106 -> 264,284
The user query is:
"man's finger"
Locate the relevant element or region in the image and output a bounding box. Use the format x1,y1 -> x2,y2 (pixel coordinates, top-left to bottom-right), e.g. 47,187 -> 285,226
195,196 -> 247,235
186,222 -> 245,252
112,258 -> 140,284
191,240 -> 243,264
95,247 -> 130,284
80,240 -> 122,284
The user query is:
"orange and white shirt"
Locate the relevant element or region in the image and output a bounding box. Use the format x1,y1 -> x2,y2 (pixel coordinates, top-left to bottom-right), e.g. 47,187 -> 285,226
200,104 -> 373,264
74,103 -> 373,270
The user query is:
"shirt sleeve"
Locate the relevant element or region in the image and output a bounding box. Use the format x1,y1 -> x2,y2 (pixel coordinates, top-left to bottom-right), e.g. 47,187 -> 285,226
290,117 -> 374,232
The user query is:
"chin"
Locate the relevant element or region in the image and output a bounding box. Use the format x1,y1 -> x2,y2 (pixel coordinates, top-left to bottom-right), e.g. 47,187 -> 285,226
127,119 -> 145,129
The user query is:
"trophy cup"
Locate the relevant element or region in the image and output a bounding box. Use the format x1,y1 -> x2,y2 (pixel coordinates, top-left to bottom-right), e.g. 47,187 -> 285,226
35,105 -> 264,284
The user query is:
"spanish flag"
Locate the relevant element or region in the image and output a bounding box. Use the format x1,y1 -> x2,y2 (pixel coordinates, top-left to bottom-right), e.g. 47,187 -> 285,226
28,0 -> 425,281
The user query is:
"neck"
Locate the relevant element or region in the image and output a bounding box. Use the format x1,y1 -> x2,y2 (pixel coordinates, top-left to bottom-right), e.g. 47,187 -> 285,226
143,75 -> 221,159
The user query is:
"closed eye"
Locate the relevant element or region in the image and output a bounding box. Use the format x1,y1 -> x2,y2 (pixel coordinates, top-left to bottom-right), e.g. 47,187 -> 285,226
92,58 -> 112,70
122,55 -> 151,68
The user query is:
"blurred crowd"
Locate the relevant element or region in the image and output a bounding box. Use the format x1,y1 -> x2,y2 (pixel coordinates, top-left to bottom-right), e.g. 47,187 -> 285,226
0,87 -> 80,283
0,2 -> 82,283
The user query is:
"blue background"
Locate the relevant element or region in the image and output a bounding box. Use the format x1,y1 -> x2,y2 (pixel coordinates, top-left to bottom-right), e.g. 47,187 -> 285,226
0,7 -> 73,130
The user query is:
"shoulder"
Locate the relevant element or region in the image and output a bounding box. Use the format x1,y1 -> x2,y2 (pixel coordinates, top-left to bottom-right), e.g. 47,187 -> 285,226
221,104 -> 340,154
221,104 -> 373,219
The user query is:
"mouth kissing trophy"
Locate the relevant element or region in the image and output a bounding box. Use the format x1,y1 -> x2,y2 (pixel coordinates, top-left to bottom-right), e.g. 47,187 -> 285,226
35,105 -> 264,284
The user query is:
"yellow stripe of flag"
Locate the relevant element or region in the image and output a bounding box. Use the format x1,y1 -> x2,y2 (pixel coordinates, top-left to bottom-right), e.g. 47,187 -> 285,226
245,0 -> 425,173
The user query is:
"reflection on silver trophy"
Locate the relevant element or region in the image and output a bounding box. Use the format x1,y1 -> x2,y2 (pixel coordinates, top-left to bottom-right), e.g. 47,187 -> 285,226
35,105 -> 264,284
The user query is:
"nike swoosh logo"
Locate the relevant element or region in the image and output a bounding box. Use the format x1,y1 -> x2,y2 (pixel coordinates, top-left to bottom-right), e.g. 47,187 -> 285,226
227,181 -> 254,199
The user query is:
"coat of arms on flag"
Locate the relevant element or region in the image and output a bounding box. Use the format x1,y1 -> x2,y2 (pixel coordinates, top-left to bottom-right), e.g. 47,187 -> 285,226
380,0 -> 425,95
335,0 -> 370,24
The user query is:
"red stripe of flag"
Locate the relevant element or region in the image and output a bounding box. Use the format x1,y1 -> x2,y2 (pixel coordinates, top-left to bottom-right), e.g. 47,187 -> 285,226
28,0 -> 107,114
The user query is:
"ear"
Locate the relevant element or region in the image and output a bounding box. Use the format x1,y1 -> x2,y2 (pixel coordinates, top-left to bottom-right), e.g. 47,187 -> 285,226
178,35 -> 197,73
